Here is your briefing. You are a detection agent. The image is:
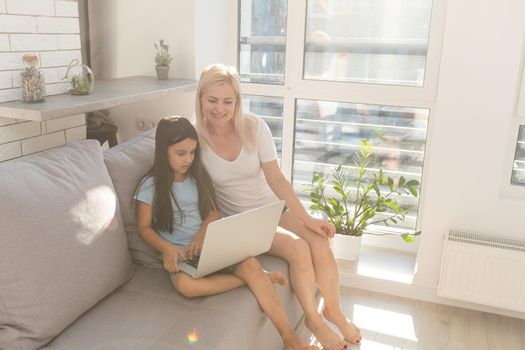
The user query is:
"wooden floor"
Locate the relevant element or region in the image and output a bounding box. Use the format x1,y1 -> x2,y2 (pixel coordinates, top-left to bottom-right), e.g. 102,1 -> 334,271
296,287 -> 525,350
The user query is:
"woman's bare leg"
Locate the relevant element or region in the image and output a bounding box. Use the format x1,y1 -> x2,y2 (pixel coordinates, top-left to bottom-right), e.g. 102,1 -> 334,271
269,230 -> 347,350
234,257 -> 318,350
279,212 -> 361,344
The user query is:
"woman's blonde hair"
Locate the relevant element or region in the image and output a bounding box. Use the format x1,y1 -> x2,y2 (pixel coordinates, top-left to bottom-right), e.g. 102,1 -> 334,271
195,63 -> 257,152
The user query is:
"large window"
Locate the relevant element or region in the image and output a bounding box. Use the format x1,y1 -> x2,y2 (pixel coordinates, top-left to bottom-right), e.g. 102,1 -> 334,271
238,0 -> 442,247
512,125 -> 525,186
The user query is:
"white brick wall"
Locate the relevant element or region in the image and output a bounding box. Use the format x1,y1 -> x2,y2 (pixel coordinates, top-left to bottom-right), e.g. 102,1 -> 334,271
57,34 -> 81,50
37,17 -> 80,34
21,130 -> 66,155
40,50 -> 81,67
0,14 -> 37,33
55,1 -> 78,17
0,0 -> 86,162
0,141 -> 22,162
6,0 -> 55,17
46,113 -> 84,132
66,125 -> 86,143
10,34 -> 59,51
0,34 -> 9,51
0,71 -> 11,89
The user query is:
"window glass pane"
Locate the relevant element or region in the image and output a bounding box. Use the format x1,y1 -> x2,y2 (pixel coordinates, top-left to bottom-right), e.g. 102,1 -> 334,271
242,95 -> 284,160
304,0 -> 432,86
511,125 -> 525,186
293,99 -> 429,232
239,0 -> 288,85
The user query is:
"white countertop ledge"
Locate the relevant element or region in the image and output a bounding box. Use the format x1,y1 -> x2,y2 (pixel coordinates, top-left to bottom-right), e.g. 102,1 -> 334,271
0,76 -> 197,121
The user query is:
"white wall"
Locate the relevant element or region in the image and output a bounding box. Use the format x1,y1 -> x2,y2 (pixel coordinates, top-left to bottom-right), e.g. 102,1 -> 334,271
415,0 -> 525,289
88,0 -> 196,141
195,0 -> 237,78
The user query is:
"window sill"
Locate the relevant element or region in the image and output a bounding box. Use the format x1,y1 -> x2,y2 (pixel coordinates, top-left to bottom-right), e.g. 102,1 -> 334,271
337,245 -> 416,284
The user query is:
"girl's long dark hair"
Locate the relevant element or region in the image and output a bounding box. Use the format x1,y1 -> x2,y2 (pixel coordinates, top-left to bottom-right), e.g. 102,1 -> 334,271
139,116 -> 217,233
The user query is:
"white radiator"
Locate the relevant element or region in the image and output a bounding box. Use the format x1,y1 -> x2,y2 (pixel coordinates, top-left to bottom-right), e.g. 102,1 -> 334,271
437,230 -> 525,312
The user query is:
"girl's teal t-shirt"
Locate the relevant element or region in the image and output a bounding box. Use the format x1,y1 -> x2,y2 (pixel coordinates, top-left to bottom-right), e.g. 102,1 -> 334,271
134,176 -> 202,247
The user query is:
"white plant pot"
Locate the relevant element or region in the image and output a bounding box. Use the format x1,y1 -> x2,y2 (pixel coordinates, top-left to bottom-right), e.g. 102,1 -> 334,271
331,234 -> 362,261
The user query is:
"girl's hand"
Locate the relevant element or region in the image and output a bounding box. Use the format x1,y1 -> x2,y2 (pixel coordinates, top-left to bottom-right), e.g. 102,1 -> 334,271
304,216 -> 335,239
162,245 -> 186,273
186,233 -> 205,258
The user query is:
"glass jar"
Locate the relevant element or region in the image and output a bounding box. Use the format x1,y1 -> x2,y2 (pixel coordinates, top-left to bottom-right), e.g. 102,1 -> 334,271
20,54 -> 46,102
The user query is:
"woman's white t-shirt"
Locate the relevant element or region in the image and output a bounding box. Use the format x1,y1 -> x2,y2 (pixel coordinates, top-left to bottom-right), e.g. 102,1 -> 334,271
201,117 -> 279,216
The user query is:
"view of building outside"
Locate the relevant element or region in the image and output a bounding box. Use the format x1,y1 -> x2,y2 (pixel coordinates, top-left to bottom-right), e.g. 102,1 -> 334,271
512,125 -> 525,185
242,95 -> 284,161
239,0 -> 287,84
304,0 -> 432,86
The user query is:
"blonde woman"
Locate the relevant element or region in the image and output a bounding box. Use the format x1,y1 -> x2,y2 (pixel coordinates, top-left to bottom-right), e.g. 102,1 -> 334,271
195,64 -> 361,350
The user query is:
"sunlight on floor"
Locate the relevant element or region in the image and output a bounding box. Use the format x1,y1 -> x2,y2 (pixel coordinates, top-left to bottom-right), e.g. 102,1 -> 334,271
306,297 -> 418,348
353,304 -> 417,342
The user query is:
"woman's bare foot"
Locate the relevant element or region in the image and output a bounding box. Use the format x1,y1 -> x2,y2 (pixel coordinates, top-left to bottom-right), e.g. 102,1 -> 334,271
323,308 -> 361,344
267,271 -> 288,286
305,314 -> 347,350
282,332 -> 320,350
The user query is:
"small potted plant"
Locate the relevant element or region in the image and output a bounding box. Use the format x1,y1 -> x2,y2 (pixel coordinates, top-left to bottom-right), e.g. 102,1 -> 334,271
62,59 -> 94,95
154,39 -> 173,80
308,139 -> 421,260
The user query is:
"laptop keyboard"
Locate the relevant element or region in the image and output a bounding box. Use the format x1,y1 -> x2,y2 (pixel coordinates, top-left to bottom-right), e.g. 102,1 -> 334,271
185,255 -> 200,268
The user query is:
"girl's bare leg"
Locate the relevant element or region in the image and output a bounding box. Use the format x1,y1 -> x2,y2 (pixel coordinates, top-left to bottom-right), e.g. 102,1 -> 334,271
279,212 -> 361,345
234,257 -> 319,350
172,272 -> 246,298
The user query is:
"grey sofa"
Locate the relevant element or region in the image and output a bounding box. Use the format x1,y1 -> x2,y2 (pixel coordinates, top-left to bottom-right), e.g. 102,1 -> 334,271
0,129 -> 303,350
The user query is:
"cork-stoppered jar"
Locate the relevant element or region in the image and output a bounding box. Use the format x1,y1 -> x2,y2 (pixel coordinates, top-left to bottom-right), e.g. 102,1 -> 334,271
20,54 -> 46,103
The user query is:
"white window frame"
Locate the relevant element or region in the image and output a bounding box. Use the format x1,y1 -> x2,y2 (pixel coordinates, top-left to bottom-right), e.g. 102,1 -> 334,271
500,48 -> 525,199
233,0 -> 448,252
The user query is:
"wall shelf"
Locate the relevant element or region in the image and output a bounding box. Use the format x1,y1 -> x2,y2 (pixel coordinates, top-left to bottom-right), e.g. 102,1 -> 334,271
0,76 -> 197,122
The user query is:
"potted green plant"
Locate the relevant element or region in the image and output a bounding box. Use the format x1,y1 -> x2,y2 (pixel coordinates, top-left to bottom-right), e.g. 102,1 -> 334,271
154,39 -> 173,80
308,139 -> 421,260
62,59 -> 94,95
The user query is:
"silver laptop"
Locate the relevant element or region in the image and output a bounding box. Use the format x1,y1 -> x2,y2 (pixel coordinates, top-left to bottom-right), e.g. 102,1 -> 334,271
178,200 -> 285,278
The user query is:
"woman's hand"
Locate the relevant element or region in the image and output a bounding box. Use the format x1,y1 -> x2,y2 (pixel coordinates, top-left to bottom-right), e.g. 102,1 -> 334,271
304,216 -> 335,239
186,232 -> 205,258
162,244 -> 186,273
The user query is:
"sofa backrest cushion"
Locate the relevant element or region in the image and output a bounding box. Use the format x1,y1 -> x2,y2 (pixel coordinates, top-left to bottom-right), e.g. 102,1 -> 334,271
0,140 -> 133,350
103,128 -> 163,268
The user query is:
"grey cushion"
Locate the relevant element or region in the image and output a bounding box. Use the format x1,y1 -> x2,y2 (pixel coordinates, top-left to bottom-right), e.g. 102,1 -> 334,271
0,140 -> 133,350
43,255 -> 302,350
103,128 -> 163,269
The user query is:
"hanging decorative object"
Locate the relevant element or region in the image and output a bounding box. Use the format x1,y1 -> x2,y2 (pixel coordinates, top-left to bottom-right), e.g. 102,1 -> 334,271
62,59 -> 95,95
20,54 -> 46,103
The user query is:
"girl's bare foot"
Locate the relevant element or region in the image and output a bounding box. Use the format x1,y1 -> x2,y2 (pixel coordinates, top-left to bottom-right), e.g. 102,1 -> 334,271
323,308 -> 361,344
305,314 -> 347,350
267,271 -> 288,286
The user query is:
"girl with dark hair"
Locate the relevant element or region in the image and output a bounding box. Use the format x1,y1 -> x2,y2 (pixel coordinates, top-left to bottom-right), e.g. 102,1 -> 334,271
134,116 -> 318,350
